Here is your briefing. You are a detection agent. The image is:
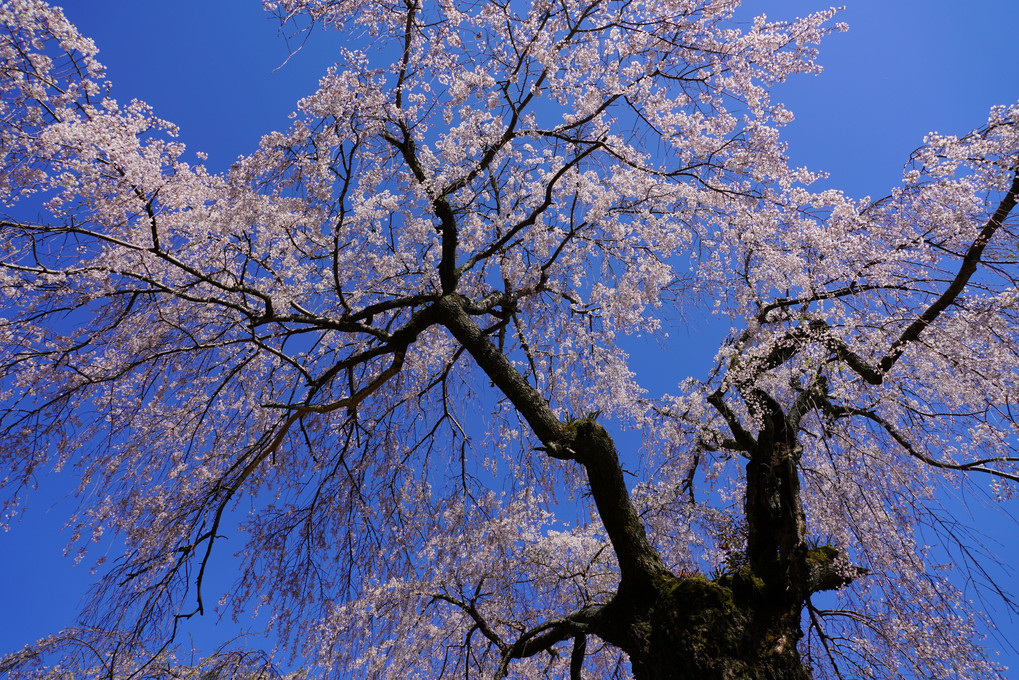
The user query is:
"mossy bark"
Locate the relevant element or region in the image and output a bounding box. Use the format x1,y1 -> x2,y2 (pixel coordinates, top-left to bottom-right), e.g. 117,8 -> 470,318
592,571 -> 811,680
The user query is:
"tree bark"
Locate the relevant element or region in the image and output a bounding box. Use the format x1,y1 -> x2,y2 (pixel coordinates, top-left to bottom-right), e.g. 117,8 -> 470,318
586,560 -> 812,680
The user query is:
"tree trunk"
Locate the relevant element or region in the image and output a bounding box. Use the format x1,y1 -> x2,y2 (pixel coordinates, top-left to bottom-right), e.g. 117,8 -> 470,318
571,403 -> 815,680
594,571 -> 811,680
554,411 -> 811,679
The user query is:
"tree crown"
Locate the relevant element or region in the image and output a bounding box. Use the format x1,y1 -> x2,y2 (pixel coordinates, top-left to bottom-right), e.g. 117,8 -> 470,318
1,1 -> 1017,678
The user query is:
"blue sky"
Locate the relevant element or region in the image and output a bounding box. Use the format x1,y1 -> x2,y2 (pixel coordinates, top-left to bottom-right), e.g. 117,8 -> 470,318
1,0 -> 1017,675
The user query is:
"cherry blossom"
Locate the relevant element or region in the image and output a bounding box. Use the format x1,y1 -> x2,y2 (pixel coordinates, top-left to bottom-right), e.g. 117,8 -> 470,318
1,0 -> 1017,678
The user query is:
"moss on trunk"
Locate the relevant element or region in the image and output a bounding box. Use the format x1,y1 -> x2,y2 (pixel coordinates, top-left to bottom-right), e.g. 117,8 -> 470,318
594,569 -> 812,680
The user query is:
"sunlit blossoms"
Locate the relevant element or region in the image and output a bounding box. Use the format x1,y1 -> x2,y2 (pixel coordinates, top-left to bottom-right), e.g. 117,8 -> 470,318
1,0 -> 1017,679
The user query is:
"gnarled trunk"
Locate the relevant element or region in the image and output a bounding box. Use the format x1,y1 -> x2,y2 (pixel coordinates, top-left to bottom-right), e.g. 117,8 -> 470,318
592,570 -> 810,680
565,413 -> 817,680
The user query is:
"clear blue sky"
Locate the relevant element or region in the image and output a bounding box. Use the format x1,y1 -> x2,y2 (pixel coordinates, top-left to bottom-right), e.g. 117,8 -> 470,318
1,0 -> 1017,675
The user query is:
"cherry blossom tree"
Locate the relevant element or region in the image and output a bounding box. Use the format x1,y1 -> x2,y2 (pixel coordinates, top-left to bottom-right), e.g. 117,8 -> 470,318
2,0 -> 1018,678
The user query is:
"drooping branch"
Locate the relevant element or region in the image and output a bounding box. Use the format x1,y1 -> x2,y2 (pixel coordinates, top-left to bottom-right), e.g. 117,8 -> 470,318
877,168 -> 1019,377
0,220 -> 275,322
742,170 -> 1019,388
429,593 -> 507,654
457,141 -> 603,276
431,585 -> 604,680
828,404 -> 1019,483
756,283 -> 912,325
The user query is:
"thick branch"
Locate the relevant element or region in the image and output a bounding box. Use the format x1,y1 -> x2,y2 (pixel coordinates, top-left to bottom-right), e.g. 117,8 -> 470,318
499,605 -> 602,670
570,635 -> 586,680
436,294 -> 666,587
435,294 -> 564,445
434,197 -> 458,293
429,593 -> 506,653
569,418 -> 668,586
707,389 -> 757,452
